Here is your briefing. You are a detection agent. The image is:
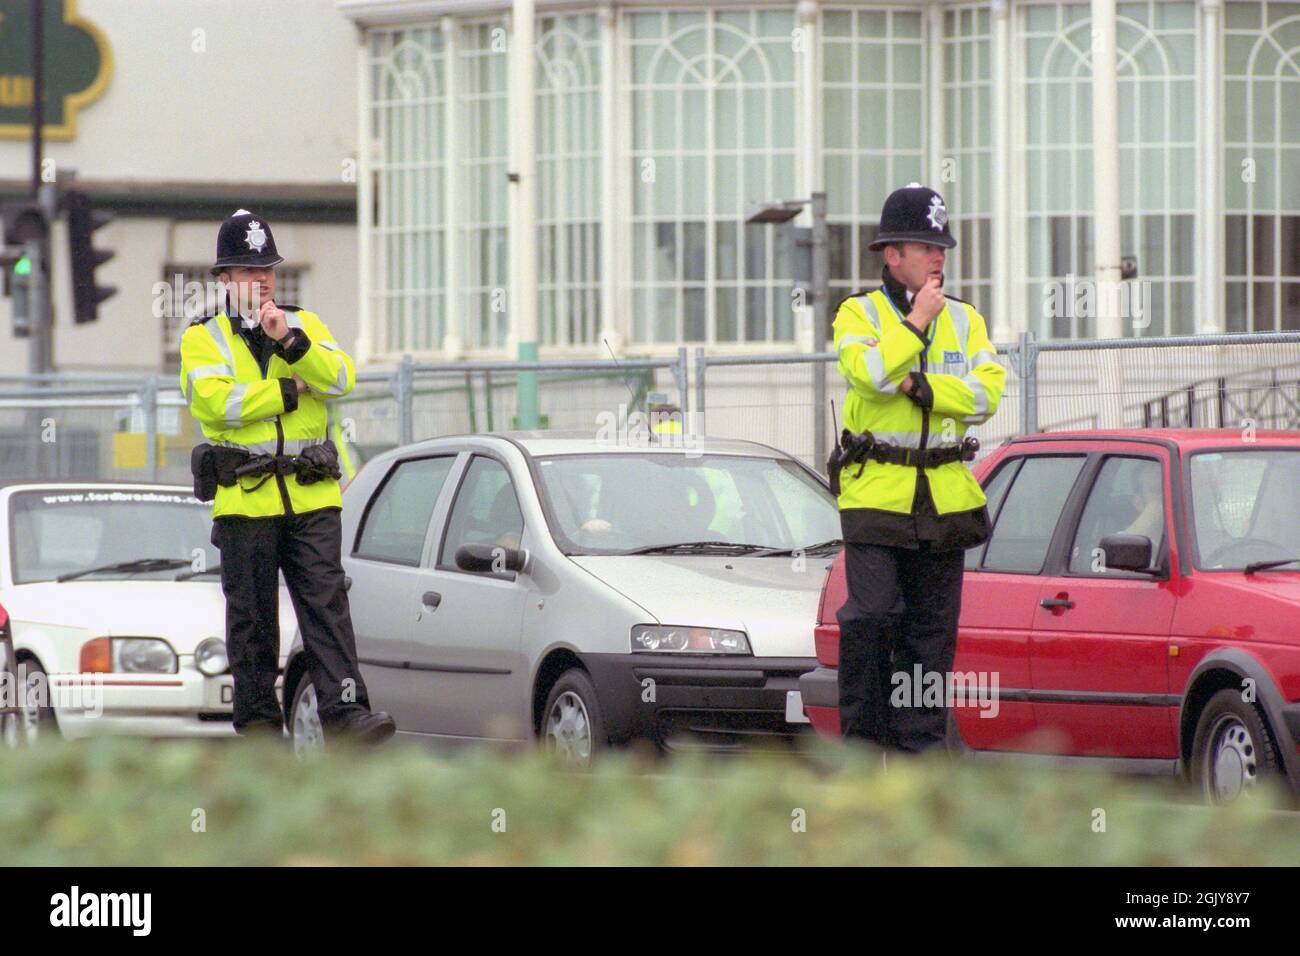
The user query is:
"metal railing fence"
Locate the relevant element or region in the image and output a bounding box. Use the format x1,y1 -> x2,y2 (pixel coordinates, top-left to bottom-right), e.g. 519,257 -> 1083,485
2,333 -> 1297,482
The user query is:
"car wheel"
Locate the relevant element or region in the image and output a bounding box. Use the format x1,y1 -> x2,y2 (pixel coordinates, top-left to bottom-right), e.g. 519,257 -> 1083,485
289,676 -> 326,757
1190,689 -> 1279,805
541,669 -> 606,770
4,657 -> 55,747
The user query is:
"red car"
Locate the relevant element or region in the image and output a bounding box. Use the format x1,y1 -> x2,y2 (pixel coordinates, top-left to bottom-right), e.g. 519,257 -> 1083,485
800,429 -> 1300,803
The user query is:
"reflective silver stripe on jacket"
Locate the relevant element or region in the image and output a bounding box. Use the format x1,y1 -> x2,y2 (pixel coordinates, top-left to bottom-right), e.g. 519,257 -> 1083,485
224,383 -> 248,427
942,301 -> 994,422
962,375 -> 991,423
837,334 -> 879,352
946,299 -> 971,354
203,318 -> 236,369
847,293 -> 898,394
856,293 -> 881,329
183,364 -> 231,401
320,362 -> 349,396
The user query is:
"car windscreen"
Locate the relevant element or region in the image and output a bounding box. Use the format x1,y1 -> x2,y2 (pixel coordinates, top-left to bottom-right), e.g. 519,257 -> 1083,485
534,453 -> 840,555
9,490 -> 216,584
1189,449 -> 1300,570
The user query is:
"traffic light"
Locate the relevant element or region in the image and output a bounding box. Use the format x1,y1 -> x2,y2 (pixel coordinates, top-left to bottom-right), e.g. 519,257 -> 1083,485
6,254 -> 32,337
1,201 -> 45,339
64,190 -> 116,324
2,200 -> 47,246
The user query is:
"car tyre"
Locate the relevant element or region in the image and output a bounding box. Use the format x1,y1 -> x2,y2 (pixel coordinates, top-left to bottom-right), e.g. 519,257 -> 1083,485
4,656 -> 55,746
1189,688 -> 1279,805
541,669 -> 606,770
289,675 -> 326,757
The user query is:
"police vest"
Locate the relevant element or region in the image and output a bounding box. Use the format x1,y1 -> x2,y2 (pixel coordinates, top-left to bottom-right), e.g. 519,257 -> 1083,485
179,309 -> 356,518
833,288 -> 1005,527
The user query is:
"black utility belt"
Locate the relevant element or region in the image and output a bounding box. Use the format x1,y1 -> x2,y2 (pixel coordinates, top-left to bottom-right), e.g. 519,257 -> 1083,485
866,443 -> 972,468
190,441 -> 341,501
827,430 -> 979,496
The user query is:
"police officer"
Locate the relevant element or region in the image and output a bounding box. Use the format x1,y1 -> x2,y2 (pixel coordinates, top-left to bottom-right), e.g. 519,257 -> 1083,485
180,210 -> 395,744
830,184 -> 1005,755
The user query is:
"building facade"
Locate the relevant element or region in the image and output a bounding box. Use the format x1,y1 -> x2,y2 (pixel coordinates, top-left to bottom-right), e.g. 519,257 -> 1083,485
0,0 -> 360,376
340,0 -> 1299,363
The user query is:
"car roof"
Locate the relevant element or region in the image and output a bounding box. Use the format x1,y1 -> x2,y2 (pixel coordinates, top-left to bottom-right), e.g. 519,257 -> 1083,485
0,480 -> 194,494
1005,429 -> 1300,450
379,430 -> 792,461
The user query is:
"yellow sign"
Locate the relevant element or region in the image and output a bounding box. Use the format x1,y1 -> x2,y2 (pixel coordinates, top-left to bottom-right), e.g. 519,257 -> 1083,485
0,0 -> 113,140
112,433 -> 167,471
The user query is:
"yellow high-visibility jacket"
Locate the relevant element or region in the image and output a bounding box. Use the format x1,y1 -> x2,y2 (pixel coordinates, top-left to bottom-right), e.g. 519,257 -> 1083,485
834,286 -> 1005,546
179,307 -> 355,518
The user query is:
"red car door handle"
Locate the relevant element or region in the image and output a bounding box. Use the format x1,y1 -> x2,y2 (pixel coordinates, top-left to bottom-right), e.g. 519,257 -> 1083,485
1040,597 -> 1075,610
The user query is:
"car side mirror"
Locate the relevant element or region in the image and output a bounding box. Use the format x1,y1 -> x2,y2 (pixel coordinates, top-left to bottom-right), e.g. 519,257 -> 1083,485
344,575 -> 352,592
1099,533 -> 1157,574
455,543 -> 527,575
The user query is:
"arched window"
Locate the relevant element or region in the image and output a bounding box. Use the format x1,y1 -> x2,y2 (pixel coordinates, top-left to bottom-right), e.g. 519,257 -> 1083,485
628,8 -> 798,344
1224,1 -> 1300,332
367,26 -> 446,355
537,13 -> 603,347
1022,1 -> 1195,339
823,6 -> 927,310
458,21 -> 510,351
942,3 -> 993,317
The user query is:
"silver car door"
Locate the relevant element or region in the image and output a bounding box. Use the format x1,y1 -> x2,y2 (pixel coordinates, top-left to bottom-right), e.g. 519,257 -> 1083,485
345,454 -> 460,732
404,453 -> 530,741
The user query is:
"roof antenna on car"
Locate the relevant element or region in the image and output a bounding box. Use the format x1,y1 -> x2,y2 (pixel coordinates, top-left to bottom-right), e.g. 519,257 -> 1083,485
603,337 -> 657,444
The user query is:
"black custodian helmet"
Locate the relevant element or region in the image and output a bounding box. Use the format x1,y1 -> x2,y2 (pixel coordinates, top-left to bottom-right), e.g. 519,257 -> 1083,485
211,209 -> 284,275
869,183 -> 957,250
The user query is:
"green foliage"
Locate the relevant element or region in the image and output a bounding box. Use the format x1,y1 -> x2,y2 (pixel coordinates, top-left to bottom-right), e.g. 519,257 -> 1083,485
0,737 -> 1294,865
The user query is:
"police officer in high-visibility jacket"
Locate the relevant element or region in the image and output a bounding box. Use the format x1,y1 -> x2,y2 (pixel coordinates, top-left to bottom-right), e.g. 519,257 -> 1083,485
830,184 -> 1005,754
180,210 -> 395,744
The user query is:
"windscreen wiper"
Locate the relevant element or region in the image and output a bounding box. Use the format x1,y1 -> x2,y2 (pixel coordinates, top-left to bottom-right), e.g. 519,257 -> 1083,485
1244,557 -> 1300,575
754,538 -> 845,557
175,564 -> 222,581
57,558 -> 193,583
623,541 -> 776,555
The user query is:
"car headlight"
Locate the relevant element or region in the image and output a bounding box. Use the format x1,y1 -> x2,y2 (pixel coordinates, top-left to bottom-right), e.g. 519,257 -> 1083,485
194,638 -> 229,677
112,638 -> 178,674
630,625 -> 751,654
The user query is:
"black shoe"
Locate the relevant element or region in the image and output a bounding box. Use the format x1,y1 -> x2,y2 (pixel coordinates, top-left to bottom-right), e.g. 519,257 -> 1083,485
336,710 -> 396,745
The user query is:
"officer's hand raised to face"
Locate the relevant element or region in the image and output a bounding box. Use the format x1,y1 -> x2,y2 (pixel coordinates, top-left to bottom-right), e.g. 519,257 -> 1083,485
259,299 -> 290,342
907,276 -> 945,333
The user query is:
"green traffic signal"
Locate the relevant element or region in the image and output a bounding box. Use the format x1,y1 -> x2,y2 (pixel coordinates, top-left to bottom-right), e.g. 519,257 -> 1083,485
14,255 -> 31,277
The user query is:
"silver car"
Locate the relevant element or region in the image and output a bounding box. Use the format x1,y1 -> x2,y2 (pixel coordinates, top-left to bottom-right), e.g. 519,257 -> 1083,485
284,432 -> 842,763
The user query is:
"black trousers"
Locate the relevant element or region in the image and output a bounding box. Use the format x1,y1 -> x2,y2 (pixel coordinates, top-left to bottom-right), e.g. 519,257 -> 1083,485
836,542 -> 965,753
212,508 -> 371,735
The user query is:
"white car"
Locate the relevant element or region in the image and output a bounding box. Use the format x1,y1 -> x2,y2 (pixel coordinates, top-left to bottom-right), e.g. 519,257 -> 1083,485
1,482 -> 295,741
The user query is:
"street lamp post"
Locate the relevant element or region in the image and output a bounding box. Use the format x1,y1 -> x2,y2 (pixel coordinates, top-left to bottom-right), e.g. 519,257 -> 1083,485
745,191 -> 831,471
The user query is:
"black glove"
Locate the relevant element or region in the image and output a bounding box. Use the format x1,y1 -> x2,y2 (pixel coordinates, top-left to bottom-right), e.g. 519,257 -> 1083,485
295,441 -> 342,485
903,372 -> 934,411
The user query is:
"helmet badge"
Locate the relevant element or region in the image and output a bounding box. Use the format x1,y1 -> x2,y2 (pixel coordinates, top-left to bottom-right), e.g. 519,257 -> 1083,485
245,221 -> 268,253
926,196 -> 948,231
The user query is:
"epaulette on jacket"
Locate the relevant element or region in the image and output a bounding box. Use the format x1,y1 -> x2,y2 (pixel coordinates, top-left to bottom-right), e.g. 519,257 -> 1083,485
835,290 -> 876,312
